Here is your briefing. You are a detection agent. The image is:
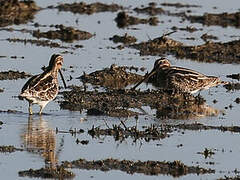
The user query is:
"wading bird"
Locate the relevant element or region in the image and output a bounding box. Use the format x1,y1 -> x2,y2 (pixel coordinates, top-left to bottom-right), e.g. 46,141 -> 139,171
19,54 -> 64,115
132,58 -> 227,93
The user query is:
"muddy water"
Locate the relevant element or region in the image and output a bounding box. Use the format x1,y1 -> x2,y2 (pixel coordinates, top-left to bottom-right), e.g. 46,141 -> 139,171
1,0 -> 240,179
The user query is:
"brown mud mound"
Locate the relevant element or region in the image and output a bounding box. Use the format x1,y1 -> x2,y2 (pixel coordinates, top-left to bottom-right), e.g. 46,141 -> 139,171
0,70 -> 31,80
33,25 -> 93,42
62,158 -> 214,177
79,64 -> 143,89
60,86 -> 205,118
130,34 -> 240,63
55,2 -> 123,15
115,11 -> 159,28
110,34 -> 137,44
0,0 -> 39,27
187,12 -> 240,28
134,3 -> 165,16
88,124 -> 171,142
18,166 -> 74,179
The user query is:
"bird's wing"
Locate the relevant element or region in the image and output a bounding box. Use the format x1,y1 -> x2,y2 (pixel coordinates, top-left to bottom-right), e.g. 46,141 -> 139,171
21,71 -> 54,93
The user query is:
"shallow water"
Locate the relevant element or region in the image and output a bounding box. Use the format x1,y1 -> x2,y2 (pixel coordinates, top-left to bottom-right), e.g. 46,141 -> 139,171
1,0 -> 240,179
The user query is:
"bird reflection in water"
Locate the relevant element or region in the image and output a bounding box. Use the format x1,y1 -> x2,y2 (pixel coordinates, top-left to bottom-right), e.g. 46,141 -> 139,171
20,116 -> 58,169
156,103 -> 220,120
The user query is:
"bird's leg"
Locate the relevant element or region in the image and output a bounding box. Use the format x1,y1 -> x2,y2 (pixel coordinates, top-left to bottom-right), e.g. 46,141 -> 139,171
39,103 -> 47,115
28,102 -> 33,115
39,105 -> 44,115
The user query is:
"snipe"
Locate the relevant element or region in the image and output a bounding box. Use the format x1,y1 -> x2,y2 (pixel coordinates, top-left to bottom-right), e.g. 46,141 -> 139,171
132,58 -> 227,93
19,54 -> 63,115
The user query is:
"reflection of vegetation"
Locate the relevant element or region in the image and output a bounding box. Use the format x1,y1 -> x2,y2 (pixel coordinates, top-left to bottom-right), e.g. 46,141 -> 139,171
20,116 -> 57,169
88,123 -> 170,142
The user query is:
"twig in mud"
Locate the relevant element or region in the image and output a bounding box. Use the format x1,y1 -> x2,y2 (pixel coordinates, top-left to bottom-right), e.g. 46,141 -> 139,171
120,120 -> 128,130
104,119 -> 110,129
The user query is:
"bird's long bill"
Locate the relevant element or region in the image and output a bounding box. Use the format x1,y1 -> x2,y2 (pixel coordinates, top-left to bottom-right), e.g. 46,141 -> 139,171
132,68 -> 156,90
59,69 -> 67,89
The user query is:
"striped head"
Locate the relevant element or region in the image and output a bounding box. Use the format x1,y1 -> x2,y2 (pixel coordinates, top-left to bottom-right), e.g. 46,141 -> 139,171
48,54 -> 63,71
154,58 -> 171,70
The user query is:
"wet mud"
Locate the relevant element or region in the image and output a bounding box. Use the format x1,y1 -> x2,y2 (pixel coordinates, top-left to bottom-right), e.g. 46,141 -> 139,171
130,34 -> 240,63
55,2 -> 123,15
6,38 -> 77,49
18,166 -> 74,179
115,12 -> 159,28
167,123 -> 240,133
0,70 -> 31,80
33,25 -> 93,42
61,65 -> 209,118
0,0 -> 39,27
134,4 -> 240,28
109,34 -> 137,44
224,83 -> 240,91
60,85 -> 205,118
226,73 -> 240,81
218,175 -> 240,180
79,64 -> 143,89
187,12 -> 240,28
62,158 -> 214,177
88,124 -> 170,142
0,145 -> 23,153
160,3 -> 201,8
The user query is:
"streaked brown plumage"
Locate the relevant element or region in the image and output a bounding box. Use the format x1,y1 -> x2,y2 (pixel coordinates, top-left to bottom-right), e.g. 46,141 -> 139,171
19,54 -> 63,115
132,58 -> 227,93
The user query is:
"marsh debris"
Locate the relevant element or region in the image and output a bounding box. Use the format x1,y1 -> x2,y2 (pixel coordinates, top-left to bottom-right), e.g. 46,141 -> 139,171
6,38 -> 77,49
0,70 -> 31,80
160,3 -> 201,8
55,2 -> 123,14
62,158 -> 214,177
60,85 -> 206,118
227,73 -> 240,81
88,124 -> 170,142
0,145 -> 23,153
187,12 -> 240,28
79,64 -> 143,89
218,175 -> 240,180
0,0 -> 39,27
197,148 -> 215,159
18,166 -> 75,179
168,123 -> 240,133
224,83 -> 240,91
171,26 -> 201,32
109,34 -> 137,44
115,11 -> 159,28
201,33 -> 218,42
130,34 -> 240,63
33,25 -> 93,42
